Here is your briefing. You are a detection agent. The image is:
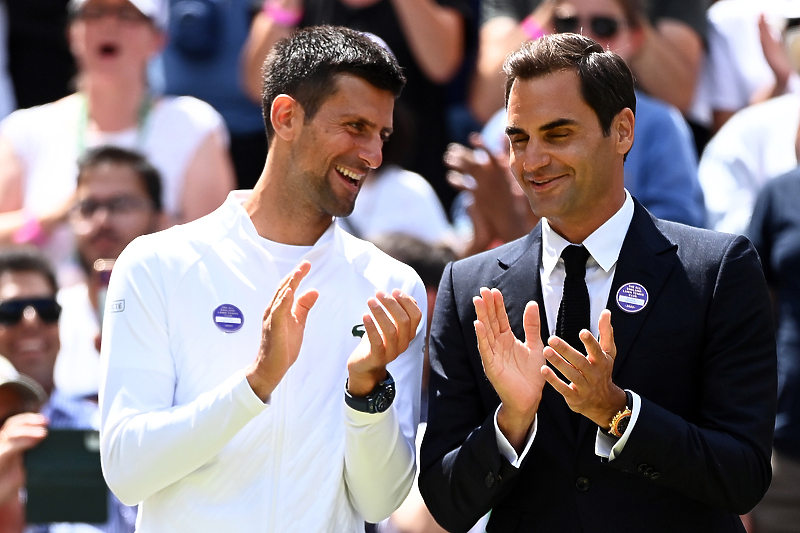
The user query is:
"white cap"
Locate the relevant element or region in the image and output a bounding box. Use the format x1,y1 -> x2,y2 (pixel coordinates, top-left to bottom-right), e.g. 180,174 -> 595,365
69,0 -> 169,31
0,355 -> 48,411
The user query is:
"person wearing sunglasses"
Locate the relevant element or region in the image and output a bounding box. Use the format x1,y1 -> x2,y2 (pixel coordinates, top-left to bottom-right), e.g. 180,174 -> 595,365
470,0 -> 706,124
0,246 -> 137,532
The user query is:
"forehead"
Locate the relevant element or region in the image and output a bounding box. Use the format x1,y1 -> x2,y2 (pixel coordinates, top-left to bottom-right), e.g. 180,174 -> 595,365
315,74 -> 394,126
0,271 -> 54,300
77,162 -> 148,197
556,0 -> 625,16
507,70 -> 597,130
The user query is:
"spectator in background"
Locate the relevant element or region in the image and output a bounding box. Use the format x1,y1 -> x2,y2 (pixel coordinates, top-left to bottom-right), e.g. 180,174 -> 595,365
55,146 -> 164,399
698,12 -> 800,236
0,246 -> 136,532
695,0 -> 800,134
242,0 -> 474,213
747,166 -> 800,533
161,0 -> 267,190
0,0 -> 234,287
469,0 -> 708,125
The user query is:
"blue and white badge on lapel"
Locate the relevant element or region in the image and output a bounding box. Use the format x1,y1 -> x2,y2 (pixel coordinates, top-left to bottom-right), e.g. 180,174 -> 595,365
616,283 -> 648,313
213,304 -> 244,333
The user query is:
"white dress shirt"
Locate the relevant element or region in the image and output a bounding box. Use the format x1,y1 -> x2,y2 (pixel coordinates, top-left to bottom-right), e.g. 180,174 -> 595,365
495,191 -> 641,465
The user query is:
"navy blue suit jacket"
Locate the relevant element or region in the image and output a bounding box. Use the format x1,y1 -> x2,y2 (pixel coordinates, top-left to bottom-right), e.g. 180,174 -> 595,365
419,201 -> 777,533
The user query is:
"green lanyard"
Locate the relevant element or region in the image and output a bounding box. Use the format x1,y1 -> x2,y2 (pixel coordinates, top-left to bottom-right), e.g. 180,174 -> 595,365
76,92 -> 154,155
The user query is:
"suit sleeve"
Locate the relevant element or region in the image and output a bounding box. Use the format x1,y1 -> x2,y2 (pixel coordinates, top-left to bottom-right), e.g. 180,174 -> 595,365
418,262 -> 522,533
608,235 -> 777,514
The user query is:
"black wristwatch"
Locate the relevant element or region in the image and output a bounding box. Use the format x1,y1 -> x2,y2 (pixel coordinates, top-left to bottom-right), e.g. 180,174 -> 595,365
344,372 -> 396,414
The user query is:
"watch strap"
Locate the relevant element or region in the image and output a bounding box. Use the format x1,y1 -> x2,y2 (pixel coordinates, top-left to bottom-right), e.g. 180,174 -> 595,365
344,372 -> 396,414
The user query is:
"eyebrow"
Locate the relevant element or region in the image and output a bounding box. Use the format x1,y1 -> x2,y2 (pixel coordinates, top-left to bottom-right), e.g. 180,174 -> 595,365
505,118 -> 578,137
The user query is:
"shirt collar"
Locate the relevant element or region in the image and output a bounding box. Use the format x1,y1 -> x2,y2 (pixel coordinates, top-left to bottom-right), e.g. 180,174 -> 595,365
542,190 -> 634,276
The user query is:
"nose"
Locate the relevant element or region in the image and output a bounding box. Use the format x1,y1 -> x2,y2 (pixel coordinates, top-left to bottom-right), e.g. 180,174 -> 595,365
20,306 -> 45,326
517,139 -> 550,175
359,134 -> 384,170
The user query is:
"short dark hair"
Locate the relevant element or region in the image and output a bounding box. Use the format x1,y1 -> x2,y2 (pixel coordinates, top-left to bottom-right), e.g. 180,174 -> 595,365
0,247 -> 58,295
261,25 -> 406,144
503,33 -> 636,136
76,146 -> 163,212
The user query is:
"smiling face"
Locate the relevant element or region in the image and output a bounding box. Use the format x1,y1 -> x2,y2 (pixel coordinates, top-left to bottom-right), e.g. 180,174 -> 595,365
68,0 -> 164,80
506,69 -> 633,242
285,73 -> 395,222
0,271 -> 59,395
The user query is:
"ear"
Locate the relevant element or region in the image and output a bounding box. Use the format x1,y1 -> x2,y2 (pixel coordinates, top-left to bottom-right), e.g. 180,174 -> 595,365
270,94 -> 302,142
613,107 -> 635,156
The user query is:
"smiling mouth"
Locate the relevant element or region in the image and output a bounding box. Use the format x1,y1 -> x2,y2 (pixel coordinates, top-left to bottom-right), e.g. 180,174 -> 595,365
531,175 -> 560,185
335,165 -> 364,186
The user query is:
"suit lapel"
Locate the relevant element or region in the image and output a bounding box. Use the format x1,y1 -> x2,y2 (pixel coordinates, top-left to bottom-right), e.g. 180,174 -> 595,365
490,226 -> 577,440
606,203 -> 677,377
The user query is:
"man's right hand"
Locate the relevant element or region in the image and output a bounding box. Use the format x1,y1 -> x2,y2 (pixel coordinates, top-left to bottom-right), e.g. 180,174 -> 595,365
473,288 -> 546,452
0,413 -> 47,505
246,261 -> 320,402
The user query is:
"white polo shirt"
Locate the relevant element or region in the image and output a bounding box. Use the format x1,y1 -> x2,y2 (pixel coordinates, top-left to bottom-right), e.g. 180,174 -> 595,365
99,191 -> 426,532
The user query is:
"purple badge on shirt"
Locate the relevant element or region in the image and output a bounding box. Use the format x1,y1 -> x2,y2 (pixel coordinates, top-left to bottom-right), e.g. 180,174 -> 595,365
213,304 -> 244,333
616,283 -> 648,313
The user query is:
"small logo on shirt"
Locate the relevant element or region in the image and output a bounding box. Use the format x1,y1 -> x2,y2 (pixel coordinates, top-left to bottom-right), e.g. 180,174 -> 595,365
110,300 -> 125,313
352,324 -> 366,338
213,304 -> 244,333
616,283 -> 648,313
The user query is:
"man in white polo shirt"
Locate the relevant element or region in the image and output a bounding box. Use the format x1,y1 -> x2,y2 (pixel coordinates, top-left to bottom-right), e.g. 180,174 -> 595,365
99,26 -> 425,532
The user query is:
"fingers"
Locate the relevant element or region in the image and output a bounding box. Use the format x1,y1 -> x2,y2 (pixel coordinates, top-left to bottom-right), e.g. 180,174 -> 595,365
598,309 -> 616,358
292,289 -> 319,326
263,261 -> 313,322
545,336 -> 588,383
363,290 -> 422,363
522,301 -> 541,350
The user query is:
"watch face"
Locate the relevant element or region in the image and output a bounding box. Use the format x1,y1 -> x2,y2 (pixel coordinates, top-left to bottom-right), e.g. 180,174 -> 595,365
617,414 -> 630,435
374,395 -> 390,413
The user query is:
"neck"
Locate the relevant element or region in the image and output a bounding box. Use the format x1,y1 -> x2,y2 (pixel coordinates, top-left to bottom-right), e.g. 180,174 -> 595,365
79,77 -> 148,132
244,155 -> 334,246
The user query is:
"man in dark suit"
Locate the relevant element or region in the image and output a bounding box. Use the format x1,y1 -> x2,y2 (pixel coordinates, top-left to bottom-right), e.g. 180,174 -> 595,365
418,33 -> 777,533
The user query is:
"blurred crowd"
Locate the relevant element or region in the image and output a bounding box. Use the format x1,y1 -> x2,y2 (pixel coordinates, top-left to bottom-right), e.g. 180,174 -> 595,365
0,0 -> 798,532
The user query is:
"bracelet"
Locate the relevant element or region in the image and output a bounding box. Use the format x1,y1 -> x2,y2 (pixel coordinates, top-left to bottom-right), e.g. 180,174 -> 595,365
521,15 -> 546,41
12,211 -> 46,245
262,1 -> 303,27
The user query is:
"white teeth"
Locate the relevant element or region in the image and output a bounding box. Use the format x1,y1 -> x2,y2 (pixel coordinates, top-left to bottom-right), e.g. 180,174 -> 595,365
336,166 -> 362,181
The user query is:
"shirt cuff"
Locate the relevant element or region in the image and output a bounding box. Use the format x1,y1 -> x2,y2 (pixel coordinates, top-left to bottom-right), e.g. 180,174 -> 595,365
494,404 -> 537,468
595,389 -> 640,460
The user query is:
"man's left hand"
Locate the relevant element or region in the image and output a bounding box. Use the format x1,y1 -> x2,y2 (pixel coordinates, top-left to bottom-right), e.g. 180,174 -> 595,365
541,309 -> 627,428
346,290 -> 422,396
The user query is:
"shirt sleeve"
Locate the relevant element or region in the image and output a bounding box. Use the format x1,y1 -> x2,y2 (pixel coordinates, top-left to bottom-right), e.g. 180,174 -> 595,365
99,237 -> 267,506
595,390 -> 641,460
494,405 -> 537,467
342,275 -> 426,522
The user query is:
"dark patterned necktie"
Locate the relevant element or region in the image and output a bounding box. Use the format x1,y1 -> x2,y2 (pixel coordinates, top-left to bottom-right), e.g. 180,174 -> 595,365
556,245 -> 591,356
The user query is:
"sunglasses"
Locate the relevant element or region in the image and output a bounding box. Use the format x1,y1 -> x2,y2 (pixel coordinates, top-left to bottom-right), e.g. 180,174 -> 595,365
71,196 -> 153,220
0,298 -> 62,326
554,15 -> 622,39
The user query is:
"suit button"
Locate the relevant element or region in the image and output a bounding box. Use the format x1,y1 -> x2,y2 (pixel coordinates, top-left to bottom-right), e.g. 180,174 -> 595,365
638,464 -> 648,473
485,472 -> 495,488
575,477 -> 590,491
644,467 -> 654,477
651,471 -> 660,480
